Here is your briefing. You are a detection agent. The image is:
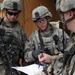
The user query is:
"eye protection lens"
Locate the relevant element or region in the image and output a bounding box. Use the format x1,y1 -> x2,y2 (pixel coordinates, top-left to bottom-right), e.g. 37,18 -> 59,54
35,18 -> 46,25
7,11 -> 19,16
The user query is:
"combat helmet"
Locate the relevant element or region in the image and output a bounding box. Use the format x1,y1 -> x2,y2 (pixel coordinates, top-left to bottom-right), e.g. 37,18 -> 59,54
60,0 -> 75,12
1,0 -> 22,11
56,0 -> 62,13
32,6 -> 52,22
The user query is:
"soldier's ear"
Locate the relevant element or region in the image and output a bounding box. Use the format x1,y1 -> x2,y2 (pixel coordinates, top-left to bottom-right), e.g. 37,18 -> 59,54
69,11 -> 74,17
65,11 -> 73,19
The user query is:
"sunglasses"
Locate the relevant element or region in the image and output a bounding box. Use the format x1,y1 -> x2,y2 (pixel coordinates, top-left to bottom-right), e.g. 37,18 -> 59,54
7,11 -> 19,16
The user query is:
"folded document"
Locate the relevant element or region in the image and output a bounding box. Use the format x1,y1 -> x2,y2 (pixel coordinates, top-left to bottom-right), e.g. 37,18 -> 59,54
12,64 -> 43,75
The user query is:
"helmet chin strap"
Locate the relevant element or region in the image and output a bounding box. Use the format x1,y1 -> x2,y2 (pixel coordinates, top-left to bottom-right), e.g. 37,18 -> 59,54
64,15 -> 75,26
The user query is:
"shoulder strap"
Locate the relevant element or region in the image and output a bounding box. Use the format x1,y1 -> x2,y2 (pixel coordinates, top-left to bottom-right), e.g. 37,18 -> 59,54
70,61 -> 75,75
0,18 -> 3,25
38,30 -> 45,49
67,43 -> 75,54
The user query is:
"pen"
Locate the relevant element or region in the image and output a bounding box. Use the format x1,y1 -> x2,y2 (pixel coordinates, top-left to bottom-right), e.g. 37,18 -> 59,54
38,62 -> 41,68
38,53 -> 43,68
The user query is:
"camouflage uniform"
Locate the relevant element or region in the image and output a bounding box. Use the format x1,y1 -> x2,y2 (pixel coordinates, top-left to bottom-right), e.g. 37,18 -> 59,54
0,0 -> 27,75
24,26 -> 70,62
24,6 -> 71,75
0,19 -> 27,75
56,0 -> 75,75
62,43 -> 75,75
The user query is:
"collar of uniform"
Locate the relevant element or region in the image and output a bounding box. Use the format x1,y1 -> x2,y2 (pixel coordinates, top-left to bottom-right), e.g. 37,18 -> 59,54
40,29 -> 52,37
2,21 -> 16,28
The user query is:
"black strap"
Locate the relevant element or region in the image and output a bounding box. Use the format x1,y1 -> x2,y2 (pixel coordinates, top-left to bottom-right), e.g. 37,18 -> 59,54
71,61 -> 75,75
67,44 -> 75,65
67,43 -> 75,54
38,30 -> 45,49
64,15 -> 75,26
0,18 -> 3,25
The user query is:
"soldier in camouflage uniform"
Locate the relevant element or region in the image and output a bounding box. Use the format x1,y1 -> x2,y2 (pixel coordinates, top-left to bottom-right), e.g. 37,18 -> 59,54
24,6 -> 71,75
55,0 -> 75,75
0,0 -> 27,75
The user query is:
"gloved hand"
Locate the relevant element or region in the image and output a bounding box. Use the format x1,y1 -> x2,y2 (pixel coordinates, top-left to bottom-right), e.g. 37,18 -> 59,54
32,48 -> 50,59
32,49 -> 42,59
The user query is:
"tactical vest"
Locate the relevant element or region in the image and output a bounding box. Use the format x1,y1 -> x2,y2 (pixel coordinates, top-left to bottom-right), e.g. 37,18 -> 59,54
63,43 -> 75,75
34,27 -> 65,55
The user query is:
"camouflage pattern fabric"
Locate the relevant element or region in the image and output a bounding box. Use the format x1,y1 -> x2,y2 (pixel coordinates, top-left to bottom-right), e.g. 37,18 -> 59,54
62,42 -> 75,75
36,54 -> 63,75
60,0 -> 75,12
1,0 -> 22,11
0,19 -> 27,75
32,6 -> 52,22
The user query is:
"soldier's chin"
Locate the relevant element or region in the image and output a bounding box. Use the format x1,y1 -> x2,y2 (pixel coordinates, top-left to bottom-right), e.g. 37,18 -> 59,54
10,20 -> 15,22
40,26 -> 46,30
36,71 -> 46,75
